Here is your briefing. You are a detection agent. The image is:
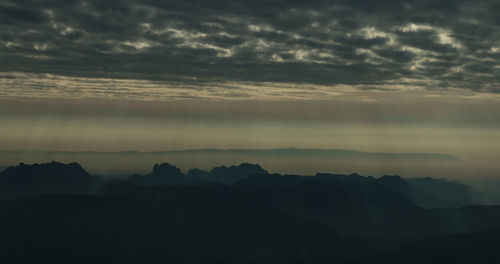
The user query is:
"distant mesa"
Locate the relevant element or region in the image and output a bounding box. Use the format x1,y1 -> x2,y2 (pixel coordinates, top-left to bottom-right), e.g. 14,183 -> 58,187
150,148 -> 461,161
0,148 -> 461,161
186,168 -> 210,178
128,162 -> 267,185
128,163 -> 191,186
207,163 -> 268,184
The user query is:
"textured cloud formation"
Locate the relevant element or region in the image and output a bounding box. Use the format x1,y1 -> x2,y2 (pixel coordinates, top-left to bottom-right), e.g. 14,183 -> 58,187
0,71 -> 350,100
1,0 -> 499,95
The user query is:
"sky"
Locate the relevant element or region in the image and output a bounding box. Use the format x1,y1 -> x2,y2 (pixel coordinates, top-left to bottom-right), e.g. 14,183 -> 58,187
1,0 -> 500,178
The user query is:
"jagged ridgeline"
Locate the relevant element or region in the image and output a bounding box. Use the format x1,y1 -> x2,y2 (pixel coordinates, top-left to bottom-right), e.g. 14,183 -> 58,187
0,162 -> 500,264
0,148 -> 462,177
0,161 -> 480,208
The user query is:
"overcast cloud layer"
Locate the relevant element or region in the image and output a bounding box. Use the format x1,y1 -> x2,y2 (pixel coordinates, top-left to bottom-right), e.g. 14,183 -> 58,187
1,0 -> 499,96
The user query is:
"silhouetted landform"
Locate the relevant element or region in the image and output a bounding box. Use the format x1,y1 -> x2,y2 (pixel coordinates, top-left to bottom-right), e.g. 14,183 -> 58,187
128,162 -> 267,185
406,177 -> 480,208
0,161 -> 105,199
235,173 -> 500,238
125,162 -> 478,208
0,161 -> 499,264
363,175 -> 480,208
128,163 -> 202,186
0,148 -> 462,178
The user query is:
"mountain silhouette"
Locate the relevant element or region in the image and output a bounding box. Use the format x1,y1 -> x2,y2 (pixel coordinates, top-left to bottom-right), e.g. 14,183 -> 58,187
234,173 -> 498,238
127,162 -> 203,186
0,161 -> 105,199
235,173 -> 424,236
315,173 -> 481,208
0,161 -> 499,263
202,163 -> 268,184
128,162 -> 267,186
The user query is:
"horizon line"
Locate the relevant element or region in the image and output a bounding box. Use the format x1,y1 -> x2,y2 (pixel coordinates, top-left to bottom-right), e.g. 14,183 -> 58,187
0,147 -> 460,159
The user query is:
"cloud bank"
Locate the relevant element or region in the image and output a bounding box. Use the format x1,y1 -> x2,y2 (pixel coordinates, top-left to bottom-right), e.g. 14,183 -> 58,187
1,0 -> 499,97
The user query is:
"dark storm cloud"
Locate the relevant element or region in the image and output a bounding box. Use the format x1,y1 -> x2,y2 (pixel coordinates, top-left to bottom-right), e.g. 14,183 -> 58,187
0,0 -> 499,92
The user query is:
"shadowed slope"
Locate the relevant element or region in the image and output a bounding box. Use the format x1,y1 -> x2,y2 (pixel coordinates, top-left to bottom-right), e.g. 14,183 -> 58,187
0,185 -> 348,263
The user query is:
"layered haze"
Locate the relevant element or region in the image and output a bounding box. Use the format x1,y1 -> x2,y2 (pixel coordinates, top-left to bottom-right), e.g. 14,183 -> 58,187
1,0 -> 499,182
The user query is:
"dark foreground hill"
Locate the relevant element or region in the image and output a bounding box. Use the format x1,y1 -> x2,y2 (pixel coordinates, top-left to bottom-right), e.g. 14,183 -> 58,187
0,187 -> 349,264
368,230 -> 500,264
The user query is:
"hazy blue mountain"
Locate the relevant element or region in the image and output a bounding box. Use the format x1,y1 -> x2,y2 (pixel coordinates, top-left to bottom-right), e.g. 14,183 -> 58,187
406,177 -> 481,208
234,173 -> 495,237
315,173 -> 482,208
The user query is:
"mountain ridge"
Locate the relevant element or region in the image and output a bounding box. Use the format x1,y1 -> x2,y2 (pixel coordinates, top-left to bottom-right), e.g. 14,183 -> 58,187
0,161 -> 498,263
